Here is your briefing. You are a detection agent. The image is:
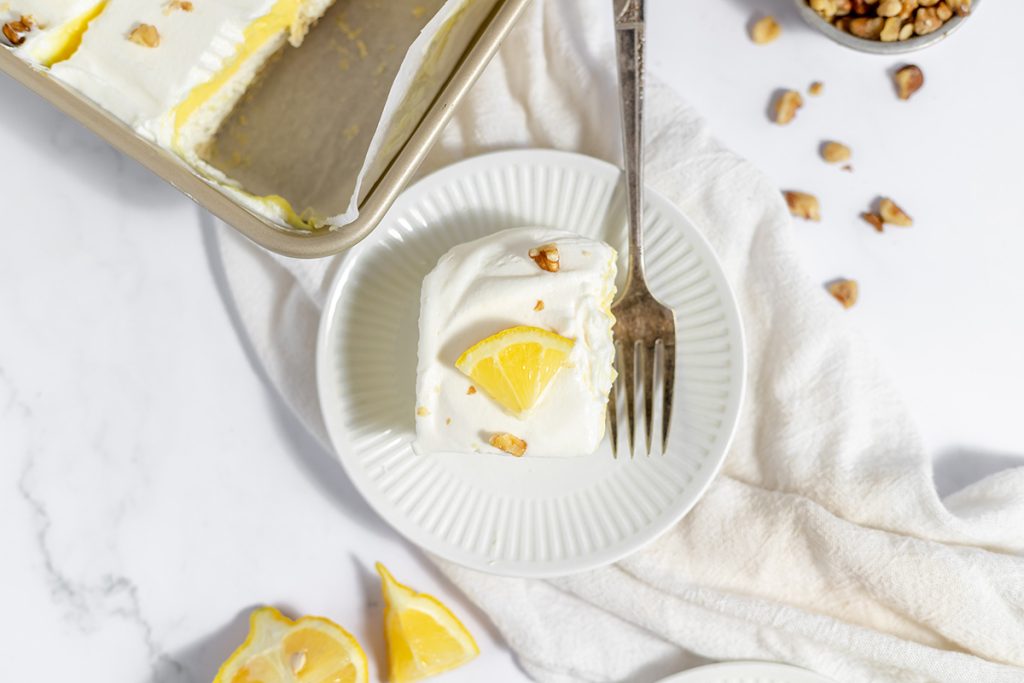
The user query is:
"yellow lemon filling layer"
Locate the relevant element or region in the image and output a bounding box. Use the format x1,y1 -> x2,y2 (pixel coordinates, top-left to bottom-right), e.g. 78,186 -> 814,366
170,0 -> 303,147
27,0 -> 108,67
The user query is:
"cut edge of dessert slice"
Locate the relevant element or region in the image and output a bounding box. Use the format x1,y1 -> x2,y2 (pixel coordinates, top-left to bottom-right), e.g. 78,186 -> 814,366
167,0 -> 335,170
455,325 -> 575,417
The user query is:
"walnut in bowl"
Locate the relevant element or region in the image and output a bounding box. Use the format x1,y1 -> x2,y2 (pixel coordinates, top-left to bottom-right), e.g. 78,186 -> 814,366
794,0 -> 978,53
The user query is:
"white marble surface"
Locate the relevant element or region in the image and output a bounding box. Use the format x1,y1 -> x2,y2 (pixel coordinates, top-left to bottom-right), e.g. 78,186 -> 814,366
1,2 -> 1022,682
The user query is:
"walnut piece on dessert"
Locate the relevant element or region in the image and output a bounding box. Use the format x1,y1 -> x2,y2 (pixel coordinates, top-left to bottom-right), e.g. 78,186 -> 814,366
879,198 -> 913,226
528,243 -> 560,272
821,141 -> 852,163
165,0 -> 194,13
894,65 -> 924,100
466,385 -> 476,395
751,15 -> 781,44
772,90 -> 803,125
828,279 -> 859,309
534,300 -> 545,312
784,191 -> 821,221
809,81 -> 824,96
2,16 -> 33,45
128,23 -> 160,47
490,432 -> 527,457
416,406 -> 430,417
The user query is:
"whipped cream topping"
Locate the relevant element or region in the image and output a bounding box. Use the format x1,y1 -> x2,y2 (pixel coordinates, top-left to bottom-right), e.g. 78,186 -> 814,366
48,0 -> 282,146
3,0 -> 107,65
415,227 -> 617,458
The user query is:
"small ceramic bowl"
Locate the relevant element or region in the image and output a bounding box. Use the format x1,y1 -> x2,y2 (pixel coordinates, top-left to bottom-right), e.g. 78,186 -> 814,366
793,0 -> 979,54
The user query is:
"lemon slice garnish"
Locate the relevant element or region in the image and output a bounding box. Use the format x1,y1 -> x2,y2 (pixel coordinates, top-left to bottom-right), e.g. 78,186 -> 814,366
455,325 -> 575,415
377,563 -> 479,683
213,607 -> 368,683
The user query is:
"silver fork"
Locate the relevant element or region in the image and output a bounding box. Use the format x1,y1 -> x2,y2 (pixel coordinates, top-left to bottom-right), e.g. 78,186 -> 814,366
609,0 -> 676,458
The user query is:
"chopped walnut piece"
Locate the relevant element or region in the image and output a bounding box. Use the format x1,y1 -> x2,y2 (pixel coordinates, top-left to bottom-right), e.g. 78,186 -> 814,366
128,23 -> 160,47
165,0 -> 193,12
862,212 -> 885,232
2,16 -> 32,45
416,406 -> 430,417
828,279 -> 859,309
490,432 -> 527,457
821,141 -> 852,163
877,0 -> 902,15
849,16 -> 884,38
879,16 -> 903,40
772,90 -> 803,125
534,300 -> 545,312
898,22 -> 915,39
950,0 -> 971,16
2,23 -> 24,45
784,191 -> 821,221
445,417 -> 452,426
894,64 -> 924,100
466,386 -> 477,395
914,7 -> 941,34
750,15 -> 781,44
809,81 -> 824,96
528,244 -> 560,272
879,198 -> 913,226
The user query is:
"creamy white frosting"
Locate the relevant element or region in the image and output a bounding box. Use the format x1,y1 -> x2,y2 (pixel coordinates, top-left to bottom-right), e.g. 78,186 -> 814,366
414,227 -> 617,458
2,0 -> 105,64
47,0 -> 282,147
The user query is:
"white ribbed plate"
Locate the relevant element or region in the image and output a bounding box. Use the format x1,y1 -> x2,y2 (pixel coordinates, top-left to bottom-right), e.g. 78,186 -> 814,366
656,662 -> 837,683
317,150 -> 745,577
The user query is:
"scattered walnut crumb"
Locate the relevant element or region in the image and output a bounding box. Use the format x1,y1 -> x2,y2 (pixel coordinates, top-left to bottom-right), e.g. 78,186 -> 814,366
841,164 -> 854,173
528,243 -> 560,272
784,191 -> 821,221
862,212 -> 885,232
128,23 -> 160,47
416,406 -> 430,417
490,432 -> 527,457
893,64 -> 924,100
821,141 -> 852,164
750,15 -> 781,44
466,386 -> 477,395
445,417 -> 452,426
534,300 -> 545,312
808,81 -> 824,96
772,90 -> 803,125
879,198 -> 913,226
827,279 -> 859,309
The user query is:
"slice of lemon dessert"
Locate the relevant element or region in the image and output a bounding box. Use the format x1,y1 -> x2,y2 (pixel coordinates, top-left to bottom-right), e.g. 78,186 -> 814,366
415,227 -> 617,457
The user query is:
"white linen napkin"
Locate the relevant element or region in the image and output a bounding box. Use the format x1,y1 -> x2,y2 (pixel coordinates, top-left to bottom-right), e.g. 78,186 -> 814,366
212,1 -> 1024,681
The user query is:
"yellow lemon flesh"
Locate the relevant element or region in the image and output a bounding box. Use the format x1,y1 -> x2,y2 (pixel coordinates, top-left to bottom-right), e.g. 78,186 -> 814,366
214,607 -> 368,683
454,325 -> 575,416
377,563 -> 479,683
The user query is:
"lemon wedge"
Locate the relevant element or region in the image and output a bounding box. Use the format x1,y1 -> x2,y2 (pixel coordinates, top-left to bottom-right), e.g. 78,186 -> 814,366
454,325 -> 575,415
377,563 -> 479,682
213,606 -> 368,683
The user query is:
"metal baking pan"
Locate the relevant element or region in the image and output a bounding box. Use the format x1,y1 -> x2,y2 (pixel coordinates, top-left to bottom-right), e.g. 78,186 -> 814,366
0,0 -> 531,258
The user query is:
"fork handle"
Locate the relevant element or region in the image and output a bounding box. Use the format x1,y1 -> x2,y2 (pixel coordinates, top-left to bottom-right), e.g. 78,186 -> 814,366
614,0 -> 647,291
